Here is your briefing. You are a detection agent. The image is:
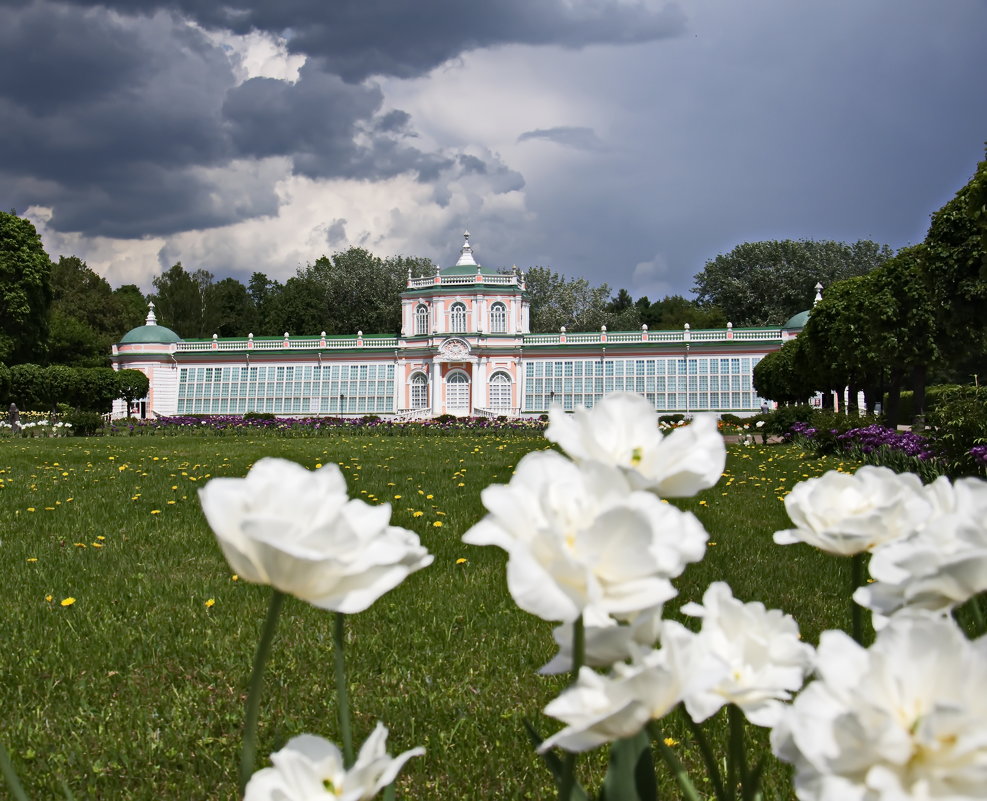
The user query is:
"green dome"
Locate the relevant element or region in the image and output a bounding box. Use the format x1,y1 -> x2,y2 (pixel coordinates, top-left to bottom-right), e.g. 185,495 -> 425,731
119,324 -> 181,344
783,309 -> 810,329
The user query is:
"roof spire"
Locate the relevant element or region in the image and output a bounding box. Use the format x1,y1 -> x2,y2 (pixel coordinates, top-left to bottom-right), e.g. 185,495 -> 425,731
814,282 -> 824,306
455,228 -> 477,266
146,300 -> 157,325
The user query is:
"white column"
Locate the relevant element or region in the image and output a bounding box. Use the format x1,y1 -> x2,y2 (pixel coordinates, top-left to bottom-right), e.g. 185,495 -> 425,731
433,300 -> 445,333
431,358 -> 442,414
471,298 -> 480,332
473,358 -> 487,411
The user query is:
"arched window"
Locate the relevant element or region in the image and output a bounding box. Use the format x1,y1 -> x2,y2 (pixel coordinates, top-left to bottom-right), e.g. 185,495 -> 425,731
490,302 -> 507,333
445,371 -> 470,412
489,371 -> 511,411
415,304 -> 429,335
410,372 -> 428,409
450,302 -> 467,333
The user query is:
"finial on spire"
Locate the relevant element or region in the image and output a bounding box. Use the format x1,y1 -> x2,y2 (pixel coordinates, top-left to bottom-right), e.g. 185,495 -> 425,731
146,301 -> 157,326
814,282 -> 824,306
455,228 -> 477,267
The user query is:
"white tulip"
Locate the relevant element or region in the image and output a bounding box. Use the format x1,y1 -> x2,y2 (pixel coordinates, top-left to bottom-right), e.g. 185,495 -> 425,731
680,582 -> 814,727
245,724 -> 423,801
855,475 -> 987,626
539,603 -> 664,674
774,466 -> 931,555
463,451 -> 708,622
539,623 -> 699,752
199,458 -> 432,613
546,392 -> 726,497
771,611 -> 987,801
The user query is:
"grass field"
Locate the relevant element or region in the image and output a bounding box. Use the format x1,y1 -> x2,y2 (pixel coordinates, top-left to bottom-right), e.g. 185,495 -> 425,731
0,431 -> 862,800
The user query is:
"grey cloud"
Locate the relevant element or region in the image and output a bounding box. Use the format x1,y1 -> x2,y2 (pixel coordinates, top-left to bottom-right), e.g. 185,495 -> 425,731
517,126 -> 606,152
37,0 -> 688,81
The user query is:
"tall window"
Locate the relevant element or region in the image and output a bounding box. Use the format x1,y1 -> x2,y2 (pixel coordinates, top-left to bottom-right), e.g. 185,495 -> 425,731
446,371 -> 470,411
489,371 -> 511,410
490,302 -> 507,333
450,302 -> 467,333
415,304 -> 429,335
410,372 -> 428,408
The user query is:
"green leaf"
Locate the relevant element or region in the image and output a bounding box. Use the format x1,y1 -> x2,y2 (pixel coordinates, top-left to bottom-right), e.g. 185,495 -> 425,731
599,731 -> 657,801
522,721 -> 590,801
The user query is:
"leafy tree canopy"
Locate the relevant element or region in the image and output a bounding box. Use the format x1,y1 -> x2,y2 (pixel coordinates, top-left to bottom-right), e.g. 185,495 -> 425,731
0,212 -> 53,363
525,267 -> 639,332
693,239 -> 892,327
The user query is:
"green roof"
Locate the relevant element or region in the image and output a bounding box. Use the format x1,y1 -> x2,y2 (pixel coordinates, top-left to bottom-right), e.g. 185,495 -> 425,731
119,324 -> 181,344
783,309 -> 810,329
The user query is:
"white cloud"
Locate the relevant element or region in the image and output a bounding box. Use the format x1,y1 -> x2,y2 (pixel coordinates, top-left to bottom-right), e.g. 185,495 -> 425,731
198,27 -> 306,85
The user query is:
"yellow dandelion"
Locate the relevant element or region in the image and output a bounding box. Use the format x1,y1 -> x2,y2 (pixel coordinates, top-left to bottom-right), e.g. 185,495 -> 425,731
27,507 -> 35,512
150,509 -> 161,515
204,598 -> 216,608
455,558 -> 468,564
412,511 -> 424,517
97,535 -> 105,541
393,495 -> 402,500
426,494 -> 433,499
315,463 -> 323,468
45,594 -> 53,602
432,521 -> 443,528
60,597 -> 76,607
26,557 -> 38,562
231,574 -> 239,581
663,737 -> 679,747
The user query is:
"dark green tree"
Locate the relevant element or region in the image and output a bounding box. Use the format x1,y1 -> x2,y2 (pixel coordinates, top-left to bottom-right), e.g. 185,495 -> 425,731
693,239 -> 892,326
115,369 -> 150,409
112,284 -> 149,332
203,277 -> 257,337
151,263 -> 206,338
752,338 -> 813,405
636,295 -> 727,330
923,157 -> 987,387
247,272 -> 283,335
0,212 -> 53,363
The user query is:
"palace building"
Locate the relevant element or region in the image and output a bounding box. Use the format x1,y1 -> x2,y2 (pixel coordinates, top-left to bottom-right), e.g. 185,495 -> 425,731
111,232 -> 805,419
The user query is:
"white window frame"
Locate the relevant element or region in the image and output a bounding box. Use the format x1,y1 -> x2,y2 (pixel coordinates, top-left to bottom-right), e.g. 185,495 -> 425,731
450,302 -> 467,333
490,301 -> 507,333
415,304 -> 429,335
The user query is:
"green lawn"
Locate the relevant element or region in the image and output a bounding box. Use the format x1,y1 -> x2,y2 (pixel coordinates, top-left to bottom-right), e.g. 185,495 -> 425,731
0,432 -> 861,800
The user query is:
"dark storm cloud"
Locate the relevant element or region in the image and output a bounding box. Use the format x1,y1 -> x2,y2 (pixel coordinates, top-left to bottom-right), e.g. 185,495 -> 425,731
517,126 -> 606,151
1,1 -> 524,237
35,0 -> 688,81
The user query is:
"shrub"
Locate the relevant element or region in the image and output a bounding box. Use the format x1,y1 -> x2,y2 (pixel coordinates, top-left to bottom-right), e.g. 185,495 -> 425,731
927,385 -> 987,474
719,413 -> 744,427
763,404 -> 815,437
244,411 -> 276,421
360,414 -> 381,424
659,413 -> 685,425
65,410 -> 106,437
434,413 -> 457,424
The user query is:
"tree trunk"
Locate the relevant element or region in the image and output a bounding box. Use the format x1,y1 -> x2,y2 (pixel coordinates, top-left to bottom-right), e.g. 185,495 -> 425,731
911,364 -> 927,431
885,367 -> 905,428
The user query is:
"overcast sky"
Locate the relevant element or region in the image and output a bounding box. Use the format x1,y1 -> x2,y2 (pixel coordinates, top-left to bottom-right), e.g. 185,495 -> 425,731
3,0 -> 985,302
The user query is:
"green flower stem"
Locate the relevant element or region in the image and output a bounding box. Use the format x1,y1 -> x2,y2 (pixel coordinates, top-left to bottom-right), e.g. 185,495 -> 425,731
683,708 -> 726,801
651,722 -> 702,801
851,553 -> 865,645
334,612 -> 355,768
728,705 -> 747,801
559,615 -> 585,801
0,740 -> 31,801
239,590 -> 286,796
968,594 -> 987,638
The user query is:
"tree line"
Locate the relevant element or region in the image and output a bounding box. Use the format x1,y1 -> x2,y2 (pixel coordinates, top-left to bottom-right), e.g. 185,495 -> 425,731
753,151 -> 987,426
